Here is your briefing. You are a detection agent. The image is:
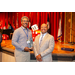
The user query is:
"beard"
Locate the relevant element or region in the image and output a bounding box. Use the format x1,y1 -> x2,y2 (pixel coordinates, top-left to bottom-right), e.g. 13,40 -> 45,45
22,23 -> 28,29
24,23 -> 28,25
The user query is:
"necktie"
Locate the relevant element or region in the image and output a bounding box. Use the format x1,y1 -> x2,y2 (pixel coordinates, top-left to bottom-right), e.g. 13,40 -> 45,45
39,34 -> 44,45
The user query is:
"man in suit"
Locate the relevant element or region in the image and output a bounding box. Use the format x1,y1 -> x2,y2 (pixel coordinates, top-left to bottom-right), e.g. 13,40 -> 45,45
12,16 -> 33,62
33,23 -> 55,62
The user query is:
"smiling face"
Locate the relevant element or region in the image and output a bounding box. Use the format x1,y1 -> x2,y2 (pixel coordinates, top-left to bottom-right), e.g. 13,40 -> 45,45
21,18 -> 29,29
41,24 -> 48,34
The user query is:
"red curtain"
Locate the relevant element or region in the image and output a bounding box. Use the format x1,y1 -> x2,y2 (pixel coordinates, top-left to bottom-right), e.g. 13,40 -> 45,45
0,12 -> 65,41
37,12 -> 40,27
5,12 -> 8,29
32,12 -> 37,25
54,12 -> 57,40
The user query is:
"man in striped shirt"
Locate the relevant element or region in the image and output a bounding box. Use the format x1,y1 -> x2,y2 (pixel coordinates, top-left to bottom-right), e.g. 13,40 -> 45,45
12,16 -> 33,62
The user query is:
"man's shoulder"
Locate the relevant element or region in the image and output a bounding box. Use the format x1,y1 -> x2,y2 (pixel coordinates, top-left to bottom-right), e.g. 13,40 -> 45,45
28,29 -> 32,34
28,29 -> 31,32
16,27 -> 21,30
14,27 -> 21,33
36,34 -> 40,38
47,33 -> 54,38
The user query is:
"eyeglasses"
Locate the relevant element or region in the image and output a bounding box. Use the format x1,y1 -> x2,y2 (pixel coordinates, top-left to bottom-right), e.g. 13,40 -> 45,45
22,20 -> 28,22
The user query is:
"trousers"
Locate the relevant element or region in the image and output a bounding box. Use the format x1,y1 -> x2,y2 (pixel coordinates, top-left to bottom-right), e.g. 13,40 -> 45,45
14,49 -> 30,62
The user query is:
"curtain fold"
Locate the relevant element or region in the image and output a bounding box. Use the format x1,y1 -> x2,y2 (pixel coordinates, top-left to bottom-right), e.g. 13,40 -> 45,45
54,12 -> 57,40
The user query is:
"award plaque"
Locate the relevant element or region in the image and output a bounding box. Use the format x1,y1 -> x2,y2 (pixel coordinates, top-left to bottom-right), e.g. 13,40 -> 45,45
27,38 -> 33,49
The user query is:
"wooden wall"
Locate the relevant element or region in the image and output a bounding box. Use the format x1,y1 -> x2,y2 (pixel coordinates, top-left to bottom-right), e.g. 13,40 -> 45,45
72,12 -> 75,42
65,12 -> 75,43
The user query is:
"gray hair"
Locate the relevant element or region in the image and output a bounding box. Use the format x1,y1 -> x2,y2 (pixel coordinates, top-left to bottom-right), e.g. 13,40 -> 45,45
21,16 -> 29,22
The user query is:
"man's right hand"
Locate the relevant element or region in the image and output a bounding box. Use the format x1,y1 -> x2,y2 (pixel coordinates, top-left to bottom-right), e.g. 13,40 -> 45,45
36,54 -> 42,62
24,47 -> 30,52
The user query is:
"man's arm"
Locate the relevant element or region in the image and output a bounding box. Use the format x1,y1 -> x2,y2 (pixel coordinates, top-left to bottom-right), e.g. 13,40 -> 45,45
40,36 -> 55,57
33,37 -> 38,57
33,36 -> 42,61
12,30 -> 25,50
33,42 -> 38,57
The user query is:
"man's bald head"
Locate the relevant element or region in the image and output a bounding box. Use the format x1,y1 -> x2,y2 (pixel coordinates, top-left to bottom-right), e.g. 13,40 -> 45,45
41,23 -> 48,34
41,23 -> 48,27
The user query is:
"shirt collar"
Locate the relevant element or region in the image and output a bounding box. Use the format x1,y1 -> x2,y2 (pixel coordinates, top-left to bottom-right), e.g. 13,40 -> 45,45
21,26 -> 29,31
41,32 -> 47,37
41,32 -> 47,36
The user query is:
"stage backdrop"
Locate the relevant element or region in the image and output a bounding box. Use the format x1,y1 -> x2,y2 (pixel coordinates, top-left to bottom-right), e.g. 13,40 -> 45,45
0,12 -> 65,41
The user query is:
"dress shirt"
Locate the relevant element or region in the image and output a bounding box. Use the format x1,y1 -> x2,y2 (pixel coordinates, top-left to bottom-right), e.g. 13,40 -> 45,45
12,26 -> 33,51
36,32 -> 47,56
39,32 -> 47,44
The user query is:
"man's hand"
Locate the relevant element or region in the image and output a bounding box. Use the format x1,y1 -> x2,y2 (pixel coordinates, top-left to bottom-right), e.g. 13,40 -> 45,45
24,47 -> 30,52
29,47 -> 33,51
36,54 -> 42,62
29,47 -> 33,50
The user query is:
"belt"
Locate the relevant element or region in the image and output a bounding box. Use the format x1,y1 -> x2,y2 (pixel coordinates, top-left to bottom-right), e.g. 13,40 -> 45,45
22,50 -> 29,52
22,49 -> 33,52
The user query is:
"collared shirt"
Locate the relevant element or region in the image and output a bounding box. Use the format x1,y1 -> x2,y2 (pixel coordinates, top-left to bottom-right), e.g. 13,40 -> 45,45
39,32 -> 47,44
12,26 -> 33,51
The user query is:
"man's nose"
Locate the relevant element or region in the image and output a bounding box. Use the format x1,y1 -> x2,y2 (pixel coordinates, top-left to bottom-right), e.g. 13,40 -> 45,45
24,21 -> 27,23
